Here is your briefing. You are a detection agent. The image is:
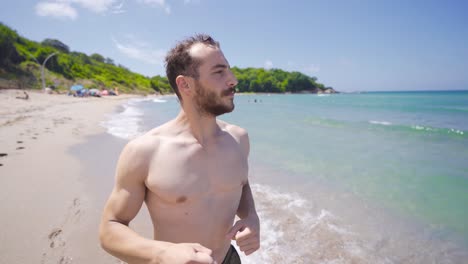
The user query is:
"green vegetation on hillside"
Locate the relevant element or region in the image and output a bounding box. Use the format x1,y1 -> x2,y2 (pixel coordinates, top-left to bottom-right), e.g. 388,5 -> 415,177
232,67 -> 330,93
0,22 -> 334,94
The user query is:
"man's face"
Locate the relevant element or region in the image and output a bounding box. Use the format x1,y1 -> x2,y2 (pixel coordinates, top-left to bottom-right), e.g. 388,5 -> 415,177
193,78 -> 235,116
188,44 -> 238,117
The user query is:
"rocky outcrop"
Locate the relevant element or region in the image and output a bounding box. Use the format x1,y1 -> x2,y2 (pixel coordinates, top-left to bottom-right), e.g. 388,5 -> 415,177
296,87 -> 339,94
319,87 -> 339,94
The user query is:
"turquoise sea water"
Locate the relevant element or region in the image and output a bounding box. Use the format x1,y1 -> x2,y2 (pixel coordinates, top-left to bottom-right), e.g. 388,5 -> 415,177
105,91 -> 468,263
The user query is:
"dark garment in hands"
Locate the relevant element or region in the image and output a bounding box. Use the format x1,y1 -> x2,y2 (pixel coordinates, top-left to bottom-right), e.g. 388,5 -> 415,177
222,245 -> 241,264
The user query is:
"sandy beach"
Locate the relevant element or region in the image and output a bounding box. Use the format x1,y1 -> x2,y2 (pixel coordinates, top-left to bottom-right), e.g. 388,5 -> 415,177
0,89 -> 144,264
2,89 -> 467,264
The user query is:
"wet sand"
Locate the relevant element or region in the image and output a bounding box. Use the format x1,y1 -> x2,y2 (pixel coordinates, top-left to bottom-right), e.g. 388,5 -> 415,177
0,89 -> 142,263
3,89 -> 467,263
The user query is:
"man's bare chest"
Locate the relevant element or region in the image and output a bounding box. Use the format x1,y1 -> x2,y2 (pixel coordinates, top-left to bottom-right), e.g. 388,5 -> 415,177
145,140 -> 248,204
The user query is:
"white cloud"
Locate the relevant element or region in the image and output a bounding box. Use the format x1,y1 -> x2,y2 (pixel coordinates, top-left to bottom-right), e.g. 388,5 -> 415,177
111,0 -> 126,14
35,2 -> 78,20
71,0 -> 118,13
35,0 -> 122,19
112,36 -> 166,65
111,9 -> 126,14
114,0 -> 125,9
139,0 -> 171,14
36,0 -> 183,19
184,0 -> 200,4
264,60 -> 273,70
140,0 -> 165,5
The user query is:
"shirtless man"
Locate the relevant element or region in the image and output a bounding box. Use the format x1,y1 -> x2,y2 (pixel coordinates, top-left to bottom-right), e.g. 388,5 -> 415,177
99,34 -> 260,264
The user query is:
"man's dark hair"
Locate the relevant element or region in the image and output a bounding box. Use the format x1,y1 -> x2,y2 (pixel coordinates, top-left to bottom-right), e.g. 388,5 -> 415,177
165,34 -> 220,101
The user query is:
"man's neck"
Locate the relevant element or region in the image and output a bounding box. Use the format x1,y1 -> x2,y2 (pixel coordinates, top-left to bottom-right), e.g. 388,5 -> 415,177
175,109 -> 221,146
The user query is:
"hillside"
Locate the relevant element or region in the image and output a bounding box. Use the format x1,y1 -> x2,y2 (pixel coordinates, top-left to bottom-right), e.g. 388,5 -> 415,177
0,22 -> 336,94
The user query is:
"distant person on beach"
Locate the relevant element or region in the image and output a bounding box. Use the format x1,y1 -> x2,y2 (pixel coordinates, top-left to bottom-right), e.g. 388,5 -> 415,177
15,91 -> 29,100
100,34 -> 260,264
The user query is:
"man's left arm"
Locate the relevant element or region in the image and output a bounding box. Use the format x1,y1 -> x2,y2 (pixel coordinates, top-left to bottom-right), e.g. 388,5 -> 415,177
226,130 -> 260,256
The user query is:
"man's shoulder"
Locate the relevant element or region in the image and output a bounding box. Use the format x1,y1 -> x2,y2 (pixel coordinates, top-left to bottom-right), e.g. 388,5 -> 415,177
124,124 -> 169,155
121,136 -> 156,165
144,119 -> 180,141
217,119 -> 248,139
128,119 -> 180,150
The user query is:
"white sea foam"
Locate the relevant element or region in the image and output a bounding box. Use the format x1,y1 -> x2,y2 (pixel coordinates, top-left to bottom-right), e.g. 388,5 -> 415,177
240,182 -> 468,263
411,125 -> 430,131
153,98 -> 167,103
236,184 -> 384,264
449,128 -> 464,135
101,99 -> 144,139
409,124 -> 467,136
370,121 -> 466,136
369,120 -> 392,126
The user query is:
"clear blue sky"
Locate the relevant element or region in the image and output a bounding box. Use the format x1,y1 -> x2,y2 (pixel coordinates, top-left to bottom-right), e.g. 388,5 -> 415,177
1,0 -> 468,92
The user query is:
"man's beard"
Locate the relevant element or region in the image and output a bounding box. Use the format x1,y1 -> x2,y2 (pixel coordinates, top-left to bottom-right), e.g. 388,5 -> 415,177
193,80 -> 235,117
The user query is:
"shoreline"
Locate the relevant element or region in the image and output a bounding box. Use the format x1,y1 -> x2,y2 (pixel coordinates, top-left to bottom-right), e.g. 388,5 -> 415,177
0,89 -> 141,263
67,132 -> 155,263
2,89 -> 467,263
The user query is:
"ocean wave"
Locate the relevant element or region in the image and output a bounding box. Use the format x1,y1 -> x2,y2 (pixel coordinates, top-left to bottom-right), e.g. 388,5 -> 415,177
371,122 -> 466,137
239,182 -> 468,263
153,98 -> 167,103
368,120 -> 464,135
302,117 -> 468,138
101,99 -> 144,139
369,120 -> 393,126
238,184 -> 386,264
410,125 -> 464,135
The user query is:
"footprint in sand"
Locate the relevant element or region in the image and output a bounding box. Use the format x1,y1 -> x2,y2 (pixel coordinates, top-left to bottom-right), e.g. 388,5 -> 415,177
58,256 -> 73,264
0,153 -> 6,166
48,228 -> 65,248
68,198 -> 83,221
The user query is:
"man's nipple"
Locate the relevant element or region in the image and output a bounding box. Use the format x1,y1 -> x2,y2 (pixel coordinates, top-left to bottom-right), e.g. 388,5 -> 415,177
176,196 -> 187,203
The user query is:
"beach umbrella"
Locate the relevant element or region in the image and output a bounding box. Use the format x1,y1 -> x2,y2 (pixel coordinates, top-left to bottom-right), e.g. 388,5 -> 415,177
70,84 -> 84,91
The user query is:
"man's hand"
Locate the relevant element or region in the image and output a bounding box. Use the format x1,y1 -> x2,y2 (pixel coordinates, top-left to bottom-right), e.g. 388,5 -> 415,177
158,243 -> 217,264
226,216 -> 260,256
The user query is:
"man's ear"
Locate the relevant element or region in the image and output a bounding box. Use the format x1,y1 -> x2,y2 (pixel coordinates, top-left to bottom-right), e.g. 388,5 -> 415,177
176,75 -> 192,97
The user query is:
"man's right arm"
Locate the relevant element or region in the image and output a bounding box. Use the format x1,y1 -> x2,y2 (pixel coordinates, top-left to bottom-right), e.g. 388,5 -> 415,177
99,139 -> 216,264
99,139 -> 167,263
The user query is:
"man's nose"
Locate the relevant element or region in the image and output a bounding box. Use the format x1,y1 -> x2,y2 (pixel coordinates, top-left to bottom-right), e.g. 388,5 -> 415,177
227,70 -> 238,87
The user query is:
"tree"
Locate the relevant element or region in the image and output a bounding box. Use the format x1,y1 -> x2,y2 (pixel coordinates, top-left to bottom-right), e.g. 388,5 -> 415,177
41,38 -> 70,53
1,23 -> 333,94
105,57 -> 115,65
90,53 -> 105,63
0,22 -> 23,69
151,75 -> 172,93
